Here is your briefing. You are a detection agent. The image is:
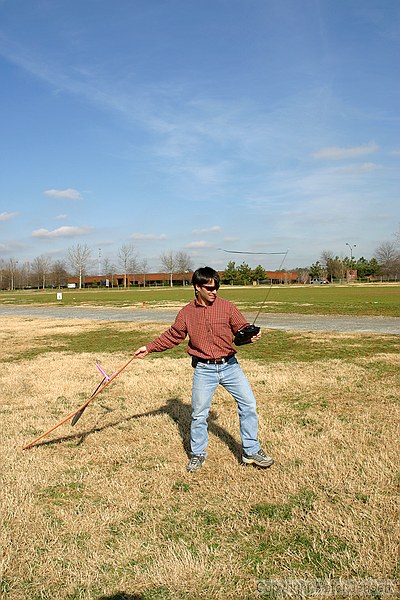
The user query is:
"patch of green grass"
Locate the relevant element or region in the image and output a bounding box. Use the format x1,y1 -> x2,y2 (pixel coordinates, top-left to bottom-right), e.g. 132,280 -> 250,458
250,489 -> 317,522
193,508 -> 221,526
246,528 -> 354,578
173,480 -> 191,492
62,531 -> 91,549
1,283 -> 399,316
250,501 -> 293,521
240,329 -> 400,364
37,481 -> 85,505
0,579 -> 12,594
159,514 -> 191,543
5,325 -> 399,367
19,577 -> 80,600
355,492 -> 369,504
0,287 -> 194,307
3,323 -> 189,363
140,588 -> 171,600
224,284 -> 400,317
66,585 -> 103,600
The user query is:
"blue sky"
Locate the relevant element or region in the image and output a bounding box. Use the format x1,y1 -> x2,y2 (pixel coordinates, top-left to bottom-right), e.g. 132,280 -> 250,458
0,0 -> 399,273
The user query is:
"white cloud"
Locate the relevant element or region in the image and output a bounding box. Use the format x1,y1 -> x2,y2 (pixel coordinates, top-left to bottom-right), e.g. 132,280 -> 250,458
192,225 -> 222,235
130,232 -> 167,240
0,211 -> 18,222
54,214 -> 68,220
312,142 -> 379,160
44,188 -> 82,200
186,241 -> 213,248
32,226 -> 93,238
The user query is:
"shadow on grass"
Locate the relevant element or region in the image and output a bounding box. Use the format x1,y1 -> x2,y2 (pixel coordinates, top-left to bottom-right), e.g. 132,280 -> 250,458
28,398 -> 243,462
97,589 -> 174,600
97,594 -> 142,600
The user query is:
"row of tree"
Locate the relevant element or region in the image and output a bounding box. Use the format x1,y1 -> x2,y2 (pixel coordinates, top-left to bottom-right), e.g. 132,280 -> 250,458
309,240 -> 400,281
0,244 -> 195,290
1,235 -> 399,290
222,262 -> 270,285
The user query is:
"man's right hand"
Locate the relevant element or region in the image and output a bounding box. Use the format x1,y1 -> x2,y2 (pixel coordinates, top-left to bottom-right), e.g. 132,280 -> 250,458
134,346 -> 149,359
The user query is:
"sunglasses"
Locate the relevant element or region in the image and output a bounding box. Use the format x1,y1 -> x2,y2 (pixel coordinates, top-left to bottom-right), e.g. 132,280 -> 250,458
202,284 -> 219,291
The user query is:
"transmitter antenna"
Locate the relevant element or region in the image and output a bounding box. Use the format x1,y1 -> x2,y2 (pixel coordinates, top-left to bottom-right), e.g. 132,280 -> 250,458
219,248 -> 289,344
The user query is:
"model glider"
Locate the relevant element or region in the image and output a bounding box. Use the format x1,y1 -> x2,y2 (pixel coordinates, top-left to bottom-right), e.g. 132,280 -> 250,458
22,356 -> 136,450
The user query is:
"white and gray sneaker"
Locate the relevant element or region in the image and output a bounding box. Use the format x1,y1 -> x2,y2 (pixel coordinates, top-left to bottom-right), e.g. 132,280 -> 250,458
242,449 -> 274,468
186,454 -> 205,472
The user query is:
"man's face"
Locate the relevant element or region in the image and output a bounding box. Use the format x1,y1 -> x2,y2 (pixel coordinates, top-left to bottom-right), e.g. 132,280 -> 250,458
195,279 -> 218,306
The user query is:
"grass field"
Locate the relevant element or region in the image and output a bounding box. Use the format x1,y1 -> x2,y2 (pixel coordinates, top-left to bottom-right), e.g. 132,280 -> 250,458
1,315 -> 399,599
1,283 -> 399,316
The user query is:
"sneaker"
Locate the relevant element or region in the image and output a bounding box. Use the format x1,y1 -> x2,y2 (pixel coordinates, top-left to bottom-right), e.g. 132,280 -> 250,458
186,454 -> 205,472
242,448 -> 274,468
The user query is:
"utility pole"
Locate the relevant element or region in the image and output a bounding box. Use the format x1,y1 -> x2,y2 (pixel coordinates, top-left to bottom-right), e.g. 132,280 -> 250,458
98,248 -> 102,277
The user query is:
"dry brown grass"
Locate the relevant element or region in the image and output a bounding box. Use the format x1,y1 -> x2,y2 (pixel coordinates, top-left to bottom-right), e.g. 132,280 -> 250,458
0,317 -> 399,599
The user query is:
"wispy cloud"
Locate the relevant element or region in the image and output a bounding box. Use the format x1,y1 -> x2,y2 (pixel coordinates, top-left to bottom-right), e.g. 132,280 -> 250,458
0,36 -> 320,188
0,211 -> 19,222
186,240 -> 213,248
32,226 -> 93,238
54,214 -> 68,220
130,232 -> 167,241
0,241 -> 27,256
192,225 -> 222,235
312,142 -> 379,160
335,162 -> 380,174
44,188 -> 82,200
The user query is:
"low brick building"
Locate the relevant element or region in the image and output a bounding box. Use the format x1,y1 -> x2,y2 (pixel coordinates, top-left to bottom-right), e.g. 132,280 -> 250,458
67,270 -> 298,288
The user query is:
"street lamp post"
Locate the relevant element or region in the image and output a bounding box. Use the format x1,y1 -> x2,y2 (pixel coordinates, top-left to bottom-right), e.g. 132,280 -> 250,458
98,248 -> 102,278
346,243 -> 357,282
346,242 -> 356,265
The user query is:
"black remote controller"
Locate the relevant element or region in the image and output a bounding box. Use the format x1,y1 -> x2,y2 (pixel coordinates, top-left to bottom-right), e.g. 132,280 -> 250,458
234,324 -> 260,346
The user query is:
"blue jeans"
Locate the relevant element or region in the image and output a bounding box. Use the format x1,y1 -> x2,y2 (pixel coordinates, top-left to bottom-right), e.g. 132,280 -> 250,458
190,356 -> 261,456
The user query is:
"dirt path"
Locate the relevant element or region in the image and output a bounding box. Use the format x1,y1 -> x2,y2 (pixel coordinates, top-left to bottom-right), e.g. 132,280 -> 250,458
0,305 -> 399,334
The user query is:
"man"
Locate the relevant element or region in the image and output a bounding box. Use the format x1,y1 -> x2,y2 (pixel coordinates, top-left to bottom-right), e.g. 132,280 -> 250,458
134,266 -> 274,473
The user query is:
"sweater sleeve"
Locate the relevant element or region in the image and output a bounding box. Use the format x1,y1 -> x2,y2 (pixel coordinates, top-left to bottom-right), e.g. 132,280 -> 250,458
146,309 -> 188,353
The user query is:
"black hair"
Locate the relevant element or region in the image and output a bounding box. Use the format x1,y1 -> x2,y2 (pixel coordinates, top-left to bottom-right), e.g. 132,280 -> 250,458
192,266 -> 220,290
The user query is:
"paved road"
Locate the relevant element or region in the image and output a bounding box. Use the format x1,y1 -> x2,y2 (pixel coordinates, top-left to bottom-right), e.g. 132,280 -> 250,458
0,305 -> 399,334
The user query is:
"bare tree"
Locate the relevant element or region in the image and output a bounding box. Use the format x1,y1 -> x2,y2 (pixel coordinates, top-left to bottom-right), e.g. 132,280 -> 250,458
394,226 -> 400,248
51,260 -> 69,288
102,257 -> 116,288
295,267 -> 310,284
160,250 -> 176,287
118,244 -> 138,288
67,243 -> 92,289
32,255 -> 52,289
175,251 -> 193,285
138,257 -> 148,286
7,258 -> 19,290
0,258 -> 5,289
19,261 -> 32,289
374,241 -> 400,279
